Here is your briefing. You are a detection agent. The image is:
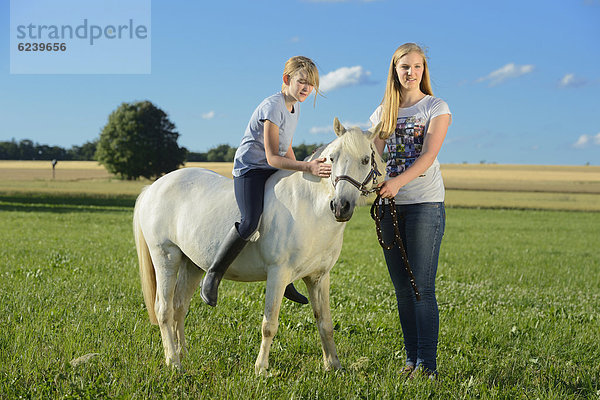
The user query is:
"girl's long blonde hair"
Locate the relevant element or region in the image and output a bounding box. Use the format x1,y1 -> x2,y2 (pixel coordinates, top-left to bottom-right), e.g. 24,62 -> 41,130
281,56 -> 320,106
379,43 -> 433,139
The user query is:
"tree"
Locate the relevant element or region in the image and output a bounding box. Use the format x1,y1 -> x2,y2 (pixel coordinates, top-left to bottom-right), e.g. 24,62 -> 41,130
96,101 -> 186,180
293,143 -> 322,161
19,140 -> 36,160
206,144 -> 236,162
0,140 -> 19,159
35,144 -> 68,160
68,140 -> 98,161
185,151 -> 208,162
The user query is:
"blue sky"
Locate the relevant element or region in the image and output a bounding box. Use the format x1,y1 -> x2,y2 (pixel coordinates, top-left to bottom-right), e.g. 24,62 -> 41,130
2,0 -> 599,165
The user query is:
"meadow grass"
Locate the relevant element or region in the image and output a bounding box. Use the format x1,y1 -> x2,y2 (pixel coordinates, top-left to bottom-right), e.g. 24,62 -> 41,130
1,195 -> 598,399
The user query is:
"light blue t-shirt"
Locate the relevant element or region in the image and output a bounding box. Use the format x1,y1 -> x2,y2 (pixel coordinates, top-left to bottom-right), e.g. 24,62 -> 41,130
232,92 -> 299,177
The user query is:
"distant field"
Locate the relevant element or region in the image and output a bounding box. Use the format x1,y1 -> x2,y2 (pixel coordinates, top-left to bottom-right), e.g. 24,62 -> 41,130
442,164 -> 600,194
0,161 -> 233,196
1,161 -> 599,211
0,161 -> 234,181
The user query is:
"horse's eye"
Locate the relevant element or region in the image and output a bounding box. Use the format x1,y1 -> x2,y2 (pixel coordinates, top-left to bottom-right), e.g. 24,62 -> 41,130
361,156 -> 369,165
329,157 -> 334,163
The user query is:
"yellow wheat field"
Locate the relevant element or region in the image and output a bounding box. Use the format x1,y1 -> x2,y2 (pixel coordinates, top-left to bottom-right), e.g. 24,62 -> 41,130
1,161 -> 599,211
0,161 -> 234,181
442,164 -> 600,194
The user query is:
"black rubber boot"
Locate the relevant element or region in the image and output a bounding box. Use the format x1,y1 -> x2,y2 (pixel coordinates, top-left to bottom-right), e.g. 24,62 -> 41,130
201,225 -> 248,307
284,283 -> 309,304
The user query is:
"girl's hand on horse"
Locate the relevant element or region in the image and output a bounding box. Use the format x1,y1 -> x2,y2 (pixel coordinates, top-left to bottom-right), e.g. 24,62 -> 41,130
307,157 -> 331,178
377,178 -> 402,199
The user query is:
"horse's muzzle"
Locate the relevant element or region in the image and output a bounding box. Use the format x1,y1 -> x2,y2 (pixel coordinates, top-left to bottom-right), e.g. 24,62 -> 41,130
330,198 -> 354,222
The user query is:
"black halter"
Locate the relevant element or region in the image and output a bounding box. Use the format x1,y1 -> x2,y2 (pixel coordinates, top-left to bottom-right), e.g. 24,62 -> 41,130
331,149 -> 382,196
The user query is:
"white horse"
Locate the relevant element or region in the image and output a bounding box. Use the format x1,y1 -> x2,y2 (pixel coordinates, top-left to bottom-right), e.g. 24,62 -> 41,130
133,118 -> 382,373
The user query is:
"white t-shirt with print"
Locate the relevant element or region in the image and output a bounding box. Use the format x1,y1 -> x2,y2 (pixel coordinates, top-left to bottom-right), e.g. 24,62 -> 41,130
369,95 -> 451,204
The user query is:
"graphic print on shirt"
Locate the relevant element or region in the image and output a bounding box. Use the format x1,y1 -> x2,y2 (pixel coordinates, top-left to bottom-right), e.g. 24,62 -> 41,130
386,115 -> 426,177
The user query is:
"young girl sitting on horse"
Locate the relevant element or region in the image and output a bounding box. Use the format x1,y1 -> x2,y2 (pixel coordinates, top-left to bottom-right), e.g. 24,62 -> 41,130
201,56 -> 332,307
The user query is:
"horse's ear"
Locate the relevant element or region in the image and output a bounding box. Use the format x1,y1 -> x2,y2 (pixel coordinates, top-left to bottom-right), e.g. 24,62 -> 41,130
366,121 -> 383,141
333,117 -> 346,137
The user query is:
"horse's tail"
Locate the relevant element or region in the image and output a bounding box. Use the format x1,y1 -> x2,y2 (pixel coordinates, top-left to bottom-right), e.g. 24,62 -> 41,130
133,188 -> 158,325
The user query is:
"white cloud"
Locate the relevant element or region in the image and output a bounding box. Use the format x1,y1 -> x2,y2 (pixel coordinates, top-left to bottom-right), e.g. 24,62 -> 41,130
559,73 -> 588,88
320,66 -> 373,92
310,120 -> 371,134
476,63 -> 534,86
309,126 -> 332,134
573,135 -> 590,149
201,110 -> 215,120
560,73 -> 575,87
344,121 -> 371,129
573,133 -> 600,149
290,36 -> 300,43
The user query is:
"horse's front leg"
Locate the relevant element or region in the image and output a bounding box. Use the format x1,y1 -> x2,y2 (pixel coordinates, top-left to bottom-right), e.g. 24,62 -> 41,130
255,267 -> 289,375
303,272 -> 342,371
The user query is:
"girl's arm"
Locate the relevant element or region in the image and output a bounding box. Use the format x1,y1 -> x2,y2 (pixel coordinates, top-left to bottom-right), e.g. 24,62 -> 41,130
377,114 -> 451,199
264,120 -> 331,177
284,143 -> 296,161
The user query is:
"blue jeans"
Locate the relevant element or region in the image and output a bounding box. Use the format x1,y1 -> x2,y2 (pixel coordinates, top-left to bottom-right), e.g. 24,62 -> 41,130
233,168 -> 277,240
379,202 -> 445,372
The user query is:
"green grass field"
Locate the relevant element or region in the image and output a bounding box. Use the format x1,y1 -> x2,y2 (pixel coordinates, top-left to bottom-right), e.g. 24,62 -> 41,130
1,193 -> 599,399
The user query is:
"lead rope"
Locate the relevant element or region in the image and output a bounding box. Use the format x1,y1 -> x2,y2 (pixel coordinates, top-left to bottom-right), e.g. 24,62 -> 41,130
370,193 -> 421,301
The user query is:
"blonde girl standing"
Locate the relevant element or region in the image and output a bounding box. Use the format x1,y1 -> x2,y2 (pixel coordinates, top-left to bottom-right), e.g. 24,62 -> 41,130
370,43 -> 451,379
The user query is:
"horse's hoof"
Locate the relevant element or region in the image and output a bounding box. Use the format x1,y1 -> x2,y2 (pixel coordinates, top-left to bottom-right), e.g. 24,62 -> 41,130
166,359 -> 182,370
324,361 -> 343,372
254,359 -> 270,376
177,346 -> 188,361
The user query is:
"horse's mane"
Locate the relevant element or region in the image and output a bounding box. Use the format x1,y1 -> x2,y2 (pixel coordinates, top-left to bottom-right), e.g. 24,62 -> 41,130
339,127 -> 372,158
305,128 -> 371,162
305,145 -> 325,161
